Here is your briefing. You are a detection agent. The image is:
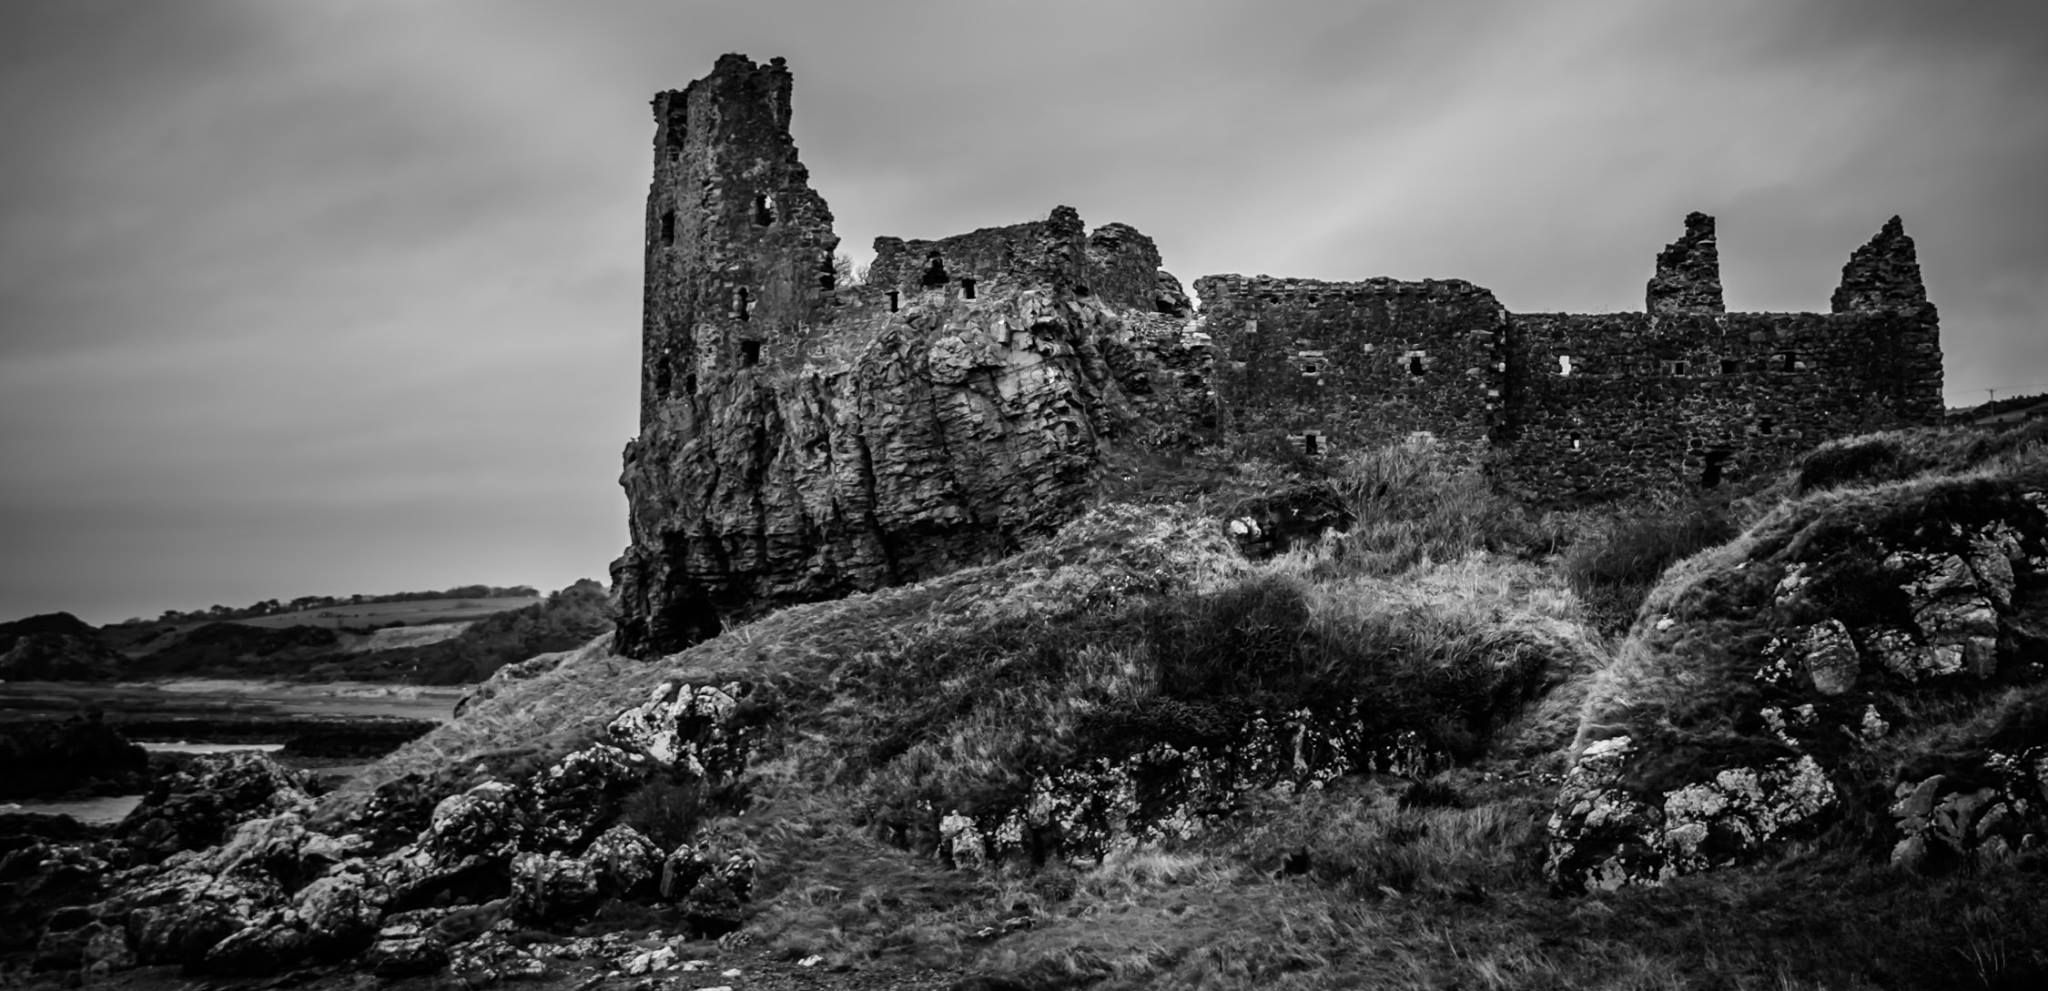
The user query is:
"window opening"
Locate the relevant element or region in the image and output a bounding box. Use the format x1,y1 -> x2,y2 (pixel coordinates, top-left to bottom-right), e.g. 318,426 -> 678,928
654,361 -> 672,396
1303,432 -> 1321,457
1759,417 -> 1775,435
887,289 -> 900,313
1557,355 -> 1574,376
1720,358 -> 1741,375
1701,449 -> 1730,488
921,253 -> 949,288
659,210 -> 676,246
740,341 -> 761,367
754,194 -> 774,226
1660,359 -> 1690,376
1570,432 -> 1583,452
1779,352 -> 1797,372
736,287 -> 750,322
683,373 -> 697,395
961,277 -> 976,300
1408,355 -> 1426,376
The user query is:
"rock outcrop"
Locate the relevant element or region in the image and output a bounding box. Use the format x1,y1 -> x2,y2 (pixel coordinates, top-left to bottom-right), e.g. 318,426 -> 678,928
609,55 -> 1200,658
1547,463 -> 2048,891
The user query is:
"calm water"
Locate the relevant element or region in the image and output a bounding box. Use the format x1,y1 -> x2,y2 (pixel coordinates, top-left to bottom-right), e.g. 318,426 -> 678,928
0,679 -> 457,824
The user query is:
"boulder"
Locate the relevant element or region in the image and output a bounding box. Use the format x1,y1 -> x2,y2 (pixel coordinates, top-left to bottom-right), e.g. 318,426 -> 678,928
581,823 -> 663,899
523,744 -> 653,851
509,850 -> 601,925
118,752 -> 314,862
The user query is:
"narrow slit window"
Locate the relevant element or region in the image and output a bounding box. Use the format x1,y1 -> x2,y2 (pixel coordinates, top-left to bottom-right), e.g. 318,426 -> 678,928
683,373 -> 697,395
754,194 -> 774,226
887,289 -> 900,313
659,210 -> 676,246
1558,355 -> 1574,376
1570,432 -> 1583,452
736,287 -> 750,322
961,277 -> 976,300
740,340 -> 761,367
1303,432 -> 1321,457
1779,352 -> 1797,372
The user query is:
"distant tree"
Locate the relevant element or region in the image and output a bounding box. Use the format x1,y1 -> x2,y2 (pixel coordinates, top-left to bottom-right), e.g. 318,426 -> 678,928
834,253 -> 861,288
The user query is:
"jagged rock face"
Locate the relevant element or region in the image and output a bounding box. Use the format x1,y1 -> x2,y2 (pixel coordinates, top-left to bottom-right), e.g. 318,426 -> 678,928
611,58 -> 1193,658
1833,215 -> 1930,314
1547,477 -> 2048,891
1645,211 -> 1724,314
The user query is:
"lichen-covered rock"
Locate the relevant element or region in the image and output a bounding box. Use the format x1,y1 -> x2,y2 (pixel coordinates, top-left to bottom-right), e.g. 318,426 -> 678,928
117,752 -> 315,862
581,823 -> 663,899
446,929 -> 550,985
607,681 -> 767,781
1548,471 -> 2048,891
523,744 -> 654,851
926,704 -> 1437,868
659,843 -> 756,935
292,864 -> 387,952
419,780 -> 526,865
509,850 -> 601,925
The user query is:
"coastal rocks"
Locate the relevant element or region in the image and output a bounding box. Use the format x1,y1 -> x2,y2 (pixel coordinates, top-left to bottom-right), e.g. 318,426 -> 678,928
607,680 -> 769,781
3,844 -> 109,955
1545,737 -> 1837,890
118,752 -> 315,861
660,844 -> 756,935
920,704 -> 1436,869
510,850 -> 602,924
364,921 -> 449,978
583,823 -> 663,899
525,744 -> 654,850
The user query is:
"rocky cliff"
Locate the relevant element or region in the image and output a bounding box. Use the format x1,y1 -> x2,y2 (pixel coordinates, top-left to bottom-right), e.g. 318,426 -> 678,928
610,56 -> 1199,658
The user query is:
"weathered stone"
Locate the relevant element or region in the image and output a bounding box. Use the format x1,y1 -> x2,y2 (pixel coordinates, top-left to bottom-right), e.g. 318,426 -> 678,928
509,850 -> 601,925
1832,215 -> 1929,314
364,922 -> 448,979
117,752 -> 314,862
581,823 -> 663,899
523,744 -> 654,851
1646,211 -> 1724,315
607,681 -> 763,780
1799,619 -> 1860,695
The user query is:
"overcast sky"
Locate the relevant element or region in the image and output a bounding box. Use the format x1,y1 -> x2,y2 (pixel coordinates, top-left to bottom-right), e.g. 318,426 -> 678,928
3,0 -> 2044,624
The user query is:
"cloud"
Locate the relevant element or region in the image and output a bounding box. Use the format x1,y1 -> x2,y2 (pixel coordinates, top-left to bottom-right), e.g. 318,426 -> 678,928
2,0 -> 2044,621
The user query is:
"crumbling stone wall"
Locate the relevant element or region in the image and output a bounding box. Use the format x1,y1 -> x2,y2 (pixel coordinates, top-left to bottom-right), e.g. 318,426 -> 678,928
1193,277 -> 1507,464
1495,218 -> 1942,502
615,55 -> 1948,657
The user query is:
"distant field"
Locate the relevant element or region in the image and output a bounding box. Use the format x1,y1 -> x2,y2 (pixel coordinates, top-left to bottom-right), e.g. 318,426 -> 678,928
357,622 -> 471,651
229,596 -> 540,630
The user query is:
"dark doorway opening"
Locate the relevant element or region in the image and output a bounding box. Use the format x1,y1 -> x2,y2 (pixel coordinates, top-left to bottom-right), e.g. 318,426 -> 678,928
740,340 -> 761,367
1701,449 -> 1730,488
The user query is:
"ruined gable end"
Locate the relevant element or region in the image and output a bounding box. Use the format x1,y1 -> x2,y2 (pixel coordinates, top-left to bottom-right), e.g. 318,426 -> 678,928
1832,216 -> 1930,314
1645,211 -> 1725,315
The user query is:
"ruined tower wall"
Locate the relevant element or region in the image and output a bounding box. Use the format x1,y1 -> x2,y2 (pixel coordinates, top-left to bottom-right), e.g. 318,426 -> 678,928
641,54 -> 840,425
1194,276 -> 1507,464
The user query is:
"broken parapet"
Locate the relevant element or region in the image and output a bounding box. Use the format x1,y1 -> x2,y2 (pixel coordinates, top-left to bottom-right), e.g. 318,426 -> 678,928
1645,211 -> 1725,315
866,206 -> 1176,313
1832,216 -> 1930,313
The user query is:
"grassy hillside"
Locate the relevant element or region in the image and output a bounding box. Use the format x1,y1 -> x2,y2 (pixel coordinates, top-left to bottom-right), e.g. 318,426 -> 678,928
311,431 -> 2048,989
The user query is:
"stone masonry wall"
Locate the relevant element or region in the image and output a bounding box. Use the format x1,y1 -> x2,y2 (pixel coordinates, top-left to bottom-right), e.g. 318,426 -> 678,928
1497,308 -> 1944,502
1193,276 -> 1508,464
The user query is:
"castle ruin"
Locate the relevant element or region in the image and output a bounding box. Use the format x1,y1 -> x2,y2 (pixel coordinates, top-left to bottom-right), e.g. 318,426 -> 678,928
612,54 -> 1943,656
